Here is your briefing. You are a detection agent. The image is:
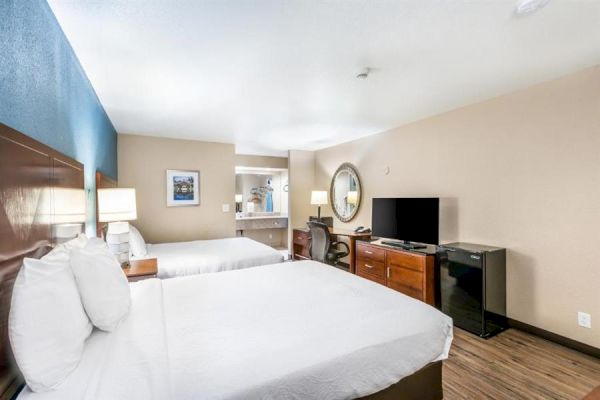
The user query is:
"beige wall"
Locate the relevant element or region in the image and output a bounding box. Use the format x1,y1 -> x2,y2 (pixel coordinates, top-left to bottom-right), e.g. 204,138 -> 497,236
288,150 -> 316,230
235,154 -> 288,169
312,66 -> 600,348
287,150 -> 317,257
118,134 -> 236,243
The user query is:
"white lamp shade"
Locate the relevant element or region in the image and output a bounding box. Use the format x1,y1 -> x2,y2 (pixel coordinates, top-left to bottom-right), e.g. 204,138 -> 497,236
98,188 -> 137,222
347,191 -> 358,205
53,188 -> 86,223
310,190 -> 328,206
235,194 -> 243,203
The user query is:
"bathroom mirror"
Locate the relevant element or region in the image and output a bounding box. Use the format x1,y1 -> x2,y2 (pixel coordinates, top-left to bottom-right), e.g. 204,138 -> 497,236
330,163 -> 361,222
234,167 -> 288,216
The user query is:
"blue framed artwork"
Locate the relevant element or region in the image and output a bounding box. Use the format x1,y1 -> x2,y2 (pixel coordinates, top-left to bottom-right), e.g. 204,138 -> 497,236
166,169 -> 200,207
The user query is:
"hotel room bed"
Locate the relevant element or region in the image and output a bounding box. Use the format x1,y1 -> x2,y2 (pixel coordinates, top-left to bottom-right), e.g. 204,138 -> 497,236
17,261 -> 453,400
133,236 -> 285,278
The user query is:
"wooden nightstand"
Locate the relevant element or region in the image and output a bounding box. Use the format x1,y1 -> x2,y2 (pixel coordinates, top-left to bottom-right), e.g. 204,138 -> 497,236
123,258 -> 158,282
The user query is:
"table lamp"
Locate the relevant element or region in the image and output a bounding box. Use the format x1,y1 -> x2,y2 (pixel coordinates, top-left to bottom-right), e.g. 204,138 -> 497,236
52,187 -> 87,242
98,188 -> 137,267
310,190 -> 328,220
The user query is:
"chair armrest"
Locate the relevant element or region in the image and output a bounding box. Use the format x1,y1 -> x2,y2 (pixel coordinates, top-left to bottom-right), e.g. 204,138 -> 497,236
331,241 -> 350,257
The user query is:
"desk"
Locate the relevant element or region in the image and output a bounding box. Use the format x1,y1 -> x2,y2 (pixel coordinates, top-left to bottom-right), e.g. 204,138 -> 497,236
292,227 -> 372,273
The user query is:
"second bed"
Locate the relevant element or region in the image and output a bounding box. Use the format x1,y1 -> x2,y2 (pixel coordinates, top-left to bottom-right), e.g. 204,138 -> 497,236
129,226 -> 285,278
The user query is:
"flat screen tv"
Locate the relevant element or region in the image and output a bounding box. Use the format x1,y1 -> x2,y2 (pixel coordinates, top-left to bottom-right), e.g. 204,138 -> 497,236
372,198 -> 439,245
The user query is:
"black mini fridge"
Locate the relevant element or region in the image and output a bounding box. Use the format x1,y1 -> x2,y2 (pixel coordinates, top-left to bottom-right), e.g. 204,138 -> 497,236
437,242 -> 507,338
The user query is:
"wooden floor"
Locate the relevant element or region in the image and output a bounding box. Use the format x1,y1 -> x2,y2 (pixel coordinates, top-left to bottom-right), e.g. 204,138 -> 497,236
444,328 -> 600,400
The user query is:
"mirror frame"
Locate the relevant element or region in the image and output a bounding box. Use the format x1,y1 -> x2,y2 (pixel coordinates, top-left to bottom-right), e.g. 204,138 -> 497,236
329,162 -> 362,223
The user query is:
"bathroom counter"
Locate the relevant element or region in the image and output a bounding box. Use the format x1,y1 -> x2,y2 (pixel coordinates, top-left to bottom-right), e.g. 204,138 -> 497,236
236,215 -> 288,231
236,214 -> 288,220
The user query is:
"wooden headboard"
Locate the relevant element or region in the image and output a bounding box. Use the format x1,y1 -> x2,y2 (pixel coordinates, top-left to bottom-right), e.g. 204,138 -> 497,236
0,123 -> 85,399
95,171 -> 117,237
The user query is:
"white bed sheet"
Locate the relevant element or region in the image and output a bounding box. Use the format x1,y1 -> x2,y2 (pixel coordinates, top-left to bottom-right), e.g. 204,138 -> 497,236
135,237 -> 285,278
18,261 -> 453,400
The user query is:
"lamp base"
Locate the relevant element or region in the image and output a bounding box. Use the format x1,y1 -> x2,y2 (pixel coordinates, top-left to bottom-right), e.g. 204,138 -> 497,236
105,221 -> 131,267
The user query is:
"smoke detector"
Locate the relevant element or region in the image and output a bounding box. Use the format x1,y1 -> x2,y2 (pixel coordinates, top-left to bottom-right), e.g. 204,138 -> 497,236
356,68 -> 371,80
515,0 -> 550,15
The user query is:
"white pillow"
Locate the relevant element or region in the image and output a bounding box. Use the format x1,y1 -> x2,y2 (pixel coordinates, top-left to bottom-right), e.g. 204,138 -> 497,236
41,233 -> 88,263
9,257 -> 92,392
128,224 -> 147,257
70,238 -> 131,331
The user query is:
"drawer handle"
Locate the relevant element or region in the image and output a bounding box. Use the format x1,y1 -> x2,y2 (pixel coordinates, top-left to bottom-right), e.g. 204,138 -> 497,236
387,267 -> 391,279
365,250 -> 373,255
297,237 -> 302,240
365,264 -> 373,269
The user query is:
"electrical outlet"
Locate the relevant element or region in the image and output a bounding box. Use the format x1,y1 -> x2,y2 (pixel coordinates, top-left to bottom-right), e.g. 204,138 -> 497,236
578,312 -> 591,328
222,204 -> 230,213
268,234 -> 273,239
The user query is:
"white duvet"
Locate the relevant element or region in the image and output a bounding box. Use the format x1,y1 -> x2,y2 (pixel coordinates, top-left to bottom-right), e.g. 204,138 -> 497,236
136,237 -> 284,278
19,261 -> 453,400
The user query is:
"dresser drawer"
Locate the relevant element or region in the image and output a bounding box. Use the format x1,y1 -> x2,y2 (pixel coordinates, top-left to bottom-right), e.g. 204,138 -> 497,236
293,230 -> 310,245
292,229 -> 311,260
386,265 -> 424,301
356,243 -> 385,263
386,250 -> 425,272
356,259 -> 385,280
357,268 -> 386,285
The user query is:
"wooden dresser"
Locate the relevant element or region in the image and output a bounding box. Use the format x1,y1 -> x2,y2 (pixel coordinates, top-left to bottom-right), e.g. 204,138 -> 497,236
356,239 -> 436,306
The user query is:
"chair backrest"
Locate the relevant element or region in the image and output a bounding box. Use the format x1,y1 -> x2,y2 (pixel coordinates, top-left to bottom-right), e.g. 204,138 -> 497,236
307,221 -> 332,262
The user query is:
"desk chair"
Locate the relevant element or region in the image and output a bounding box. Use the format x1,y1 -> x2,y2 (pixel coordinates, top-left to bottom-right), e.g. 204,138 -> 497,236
307,221 -> 350,266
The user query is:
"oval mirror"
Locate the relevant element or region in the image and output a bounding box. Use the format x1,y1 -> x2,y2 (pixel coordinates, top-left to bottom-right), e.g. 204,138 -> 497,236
330,163 -> 361,222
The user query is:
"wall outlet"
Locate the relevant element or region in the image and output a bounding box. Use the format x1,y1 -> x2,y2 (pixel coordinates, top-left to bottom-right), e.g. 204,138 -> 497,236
268,233 -> 273,239
222,204 -> 230,212
578,312 -> 591,328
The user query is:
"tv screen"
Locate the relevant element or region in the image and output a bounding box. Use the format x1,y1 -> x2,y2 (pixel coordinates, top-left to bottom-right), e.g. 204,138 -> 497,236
372,198 -> 439,245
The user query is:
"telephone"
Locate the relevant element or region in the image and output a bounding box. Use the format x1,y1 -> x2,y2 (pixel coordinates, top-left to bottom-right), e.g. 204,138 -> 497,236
354,226 -> 371,234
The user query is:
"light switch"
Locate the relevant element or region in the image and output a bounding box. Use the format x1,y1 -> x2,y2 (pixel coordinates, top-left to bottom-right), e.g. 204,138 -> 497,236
222,203 -> 230,212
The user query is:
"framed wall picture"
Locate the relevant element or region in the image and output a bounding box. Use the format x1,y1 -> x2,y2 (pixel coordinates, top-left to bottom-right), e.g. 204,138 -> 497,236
166,169 -> 200,207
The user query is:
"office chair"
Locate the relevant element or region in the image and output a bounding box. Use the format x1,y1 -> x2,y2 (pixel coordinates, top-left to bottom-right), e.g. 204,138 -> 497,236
307,221 -> 350,266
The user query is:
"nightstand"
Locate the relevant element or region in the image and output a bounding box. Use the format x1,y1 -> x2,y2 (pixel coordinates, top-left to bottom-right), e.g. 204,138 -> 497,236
123,258 -> 158,282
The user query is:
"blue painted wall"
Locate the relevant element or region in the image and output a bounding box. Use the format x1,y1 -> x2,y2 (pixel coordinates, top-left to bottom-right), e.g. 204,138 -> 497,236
0,0 -> 117,235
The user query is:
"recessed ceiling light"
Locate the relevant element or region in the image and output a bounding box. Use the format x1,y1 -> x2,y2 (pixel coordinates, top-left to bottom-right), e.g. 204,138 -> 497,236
515,0 -> 550,15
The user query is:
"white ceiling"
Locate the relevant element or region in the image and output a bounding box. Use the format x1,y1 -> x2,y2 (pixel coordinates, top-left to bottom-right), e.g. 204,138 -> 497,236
48,0 -> 600,156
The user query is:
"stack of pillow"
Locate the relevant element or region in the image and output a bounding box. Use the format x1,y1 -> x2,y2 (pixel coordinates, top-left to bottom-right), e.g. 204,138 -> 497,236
129,224 -> 147,258
9,235 -> 131,392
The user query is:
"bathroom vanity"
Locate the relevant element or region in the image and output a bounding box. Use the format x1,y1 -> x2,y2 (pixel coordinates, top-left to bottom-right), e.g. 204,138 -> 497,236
236,213 -> 288,231
235,166 -> 289,251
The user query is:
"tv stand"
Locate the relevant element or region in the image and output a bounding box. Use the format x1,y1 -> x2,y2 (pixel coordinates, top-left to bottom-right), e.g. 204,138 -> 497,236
355,239 -> 436,306
380,240 -> 427,250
